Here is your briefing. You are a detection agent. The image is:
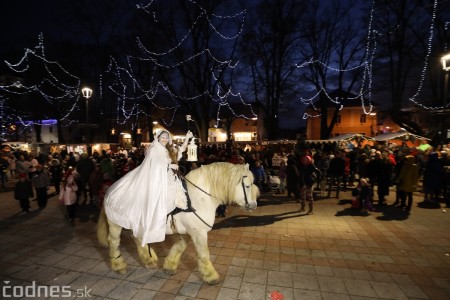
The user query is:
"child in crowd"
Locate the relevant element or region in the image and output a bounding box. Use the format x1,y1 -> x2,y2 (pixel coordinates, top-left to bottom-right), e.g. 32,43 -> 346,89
251,160 -> 266,192
14,173 -> 33,213
353,178 -> 375,213
59,168 -> 78,223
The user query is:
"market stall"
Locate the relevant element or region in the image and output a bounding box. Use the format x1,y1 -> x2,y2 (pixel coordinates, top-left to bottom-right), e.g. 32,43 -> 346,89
328,133 -> 375,150
373,129 -> 430,148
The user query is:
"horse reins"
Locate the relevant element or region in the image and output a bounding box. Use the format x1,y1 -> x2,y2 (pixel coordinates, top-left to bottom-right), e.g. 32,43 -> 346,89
178,175 -> 251,228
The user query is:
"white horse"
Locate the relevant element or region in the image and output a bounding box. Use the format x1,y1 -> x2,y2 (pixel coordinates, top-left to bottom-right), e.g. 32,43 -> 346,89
97,162 -> 259,285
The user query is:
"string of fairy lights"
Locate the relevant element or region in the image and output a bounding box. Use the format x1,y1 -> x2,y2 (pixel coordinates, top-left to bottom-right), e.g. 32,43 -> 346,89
105,0 -> 257,129
406,0 -> 449,110
0,0 -> 448,141
298,0 -> 447,120
0,34 -> 81,128
299,0 -> 377,119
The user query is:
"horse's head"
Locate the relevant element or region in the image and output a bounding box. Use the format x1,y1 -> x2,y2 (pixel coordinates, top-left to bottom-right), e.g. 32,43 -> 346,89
233,164 -> 259,212
186,162 -> 259,212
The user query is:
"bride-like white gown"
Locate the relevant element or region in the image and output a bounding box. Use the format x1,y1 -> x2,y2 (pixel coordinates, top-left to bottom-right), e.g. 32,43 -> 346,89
104,140 -> 186,246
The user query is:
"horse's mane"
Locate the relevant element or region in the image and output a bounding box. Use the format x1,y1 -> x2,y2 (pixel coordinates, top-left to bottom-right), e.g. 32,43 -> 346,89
185,162 -> 256,204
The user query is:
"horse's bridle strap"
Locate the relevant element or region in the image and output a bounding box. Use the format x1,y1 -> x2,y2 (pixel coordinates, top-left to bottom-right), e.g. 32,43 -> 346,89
180,175 -> 250,228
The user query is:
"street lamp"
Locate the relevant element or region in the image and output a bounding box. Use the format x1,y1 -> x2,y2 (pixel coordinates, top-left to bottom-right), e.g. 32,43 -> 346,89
81,87 -> 93,151
441,53 -> 450,105
369,112 -> 377,136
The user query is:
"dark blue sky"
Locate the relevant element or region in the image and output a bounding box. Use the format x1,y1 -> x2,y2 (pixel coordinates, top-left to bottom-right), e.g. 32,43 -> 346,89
0,1 -> 65,51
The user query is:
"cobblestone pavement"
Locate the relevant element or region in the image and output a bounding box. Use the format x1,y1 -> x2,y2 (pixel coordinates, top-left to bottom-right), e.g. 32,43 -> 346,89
1,179 -> 450,300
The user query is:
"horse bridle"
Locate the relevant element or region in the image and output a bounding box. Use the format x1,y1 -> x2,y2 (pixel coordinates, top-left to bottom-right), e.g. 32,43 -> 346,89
181,175 -> 252,227
241,175 -> 251,210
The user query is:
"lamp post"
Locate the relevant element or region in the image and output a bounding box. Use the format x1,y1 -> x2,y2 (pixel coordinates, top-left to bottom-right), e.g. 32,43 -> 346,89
369,112 -> 377,136
440,53 -> 450,146
441,53 -> 450,105
81,87 -> 93,153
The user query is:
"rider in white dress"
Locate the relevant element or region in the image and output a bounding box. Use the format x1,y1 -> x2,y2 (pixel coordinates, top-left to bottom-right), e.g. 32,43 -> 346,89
105,129 -> 193,246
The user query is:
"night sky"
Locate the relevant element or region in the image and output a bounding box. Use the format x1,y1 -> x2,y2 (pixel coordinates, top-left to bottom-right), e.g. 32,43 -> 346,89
0,1 -> 66,53
0,1 -> 378,130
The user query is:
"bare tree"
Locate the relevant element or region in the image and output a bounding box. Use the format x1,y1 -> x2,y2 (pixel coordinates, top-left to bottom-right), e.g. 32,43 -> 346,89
114,0 -> 248,142
238,0 -> 308,140
372,0 -> 434,123
296,0 -> 368,139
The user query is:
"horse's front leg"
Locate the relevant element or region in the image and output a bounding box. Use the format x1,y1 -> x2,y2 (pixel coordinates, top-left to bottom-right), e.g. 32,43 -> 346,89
189,229 -> 220,285
163,234 -> 188,275
107,220 -> 127,274
132,237 -> 158,268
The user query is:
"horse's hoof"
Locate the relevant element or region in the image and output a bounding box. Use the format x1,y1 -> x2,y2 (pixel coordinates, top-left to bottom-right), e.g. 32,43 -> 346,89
205,278 -> 221,285
163,268 -> 177,275
116,269 -> 127,275
143,263 -> 157,269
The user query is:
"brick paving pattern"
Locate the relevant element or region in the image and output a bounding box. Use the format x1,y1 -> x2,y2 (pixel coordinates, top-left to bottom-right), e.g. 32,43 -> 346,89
1,180 -> 449,299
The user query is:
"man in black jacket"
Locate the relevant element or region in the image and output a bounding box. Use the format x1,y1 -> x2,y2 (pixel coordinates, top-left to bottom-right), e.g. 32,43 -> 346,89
327,151 -> 346,199
76,153 -> 95,205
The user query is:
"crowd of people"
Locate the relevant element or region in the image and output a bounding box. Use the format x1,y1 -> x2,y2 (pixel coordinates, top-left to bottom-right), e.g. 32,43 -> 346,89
2,137 -> 449,221
246,140 -> 450,214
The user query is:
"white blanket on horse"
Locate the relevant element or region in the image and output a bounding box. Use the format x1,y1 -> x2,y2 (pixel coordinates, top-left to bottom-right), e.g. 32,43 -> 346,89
104,140 -> 185,246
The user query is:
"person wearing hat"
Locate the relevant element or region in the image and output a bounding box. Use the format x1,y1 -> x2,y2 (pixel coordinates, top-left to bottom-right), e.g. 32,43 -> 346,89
31,164 -> 51,209
14,173 -> 33,213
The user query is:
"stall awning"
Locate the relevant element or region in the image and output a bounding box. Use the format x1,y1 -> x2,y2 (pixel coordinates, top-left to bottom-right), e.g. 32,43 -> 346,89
328,133 -> 375,142
373,129 -> 430,142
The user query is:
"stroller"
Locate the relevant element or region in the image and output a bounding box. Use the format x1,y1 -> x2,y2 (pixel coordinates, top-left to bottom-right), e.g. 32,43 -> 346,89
266,170 -> 281,193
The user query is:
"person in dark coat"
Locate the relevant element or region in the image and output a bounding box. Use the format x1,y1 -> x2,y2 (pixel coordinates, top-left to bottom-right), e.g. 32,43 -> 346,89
376,152 -> 393,206
49,158 -> 63,195
0,154 -> 8,191
89,164 -> 104,207
299,155 -> 321,214
32,164 -> 51,209
286,156 -> 300,200
422,152 -> 445,203
15,173 -> 34,213
327,151 -> 346,199
367,151 -> 393,205
76,153 -> 95,204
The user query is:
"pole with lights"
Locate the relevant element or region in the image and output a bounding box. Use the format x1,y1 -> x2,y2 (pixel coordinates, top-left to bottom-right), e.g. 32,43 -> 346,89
369,112 -> 377,136
440,53 -> 450,146
441,53 -> 450,106
81,87 -> 93,154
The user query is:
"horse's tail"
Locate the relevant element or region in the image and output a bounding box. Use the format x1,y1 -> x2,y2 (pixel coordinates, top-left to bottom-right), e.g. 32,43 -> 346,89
96,207 -> 109,247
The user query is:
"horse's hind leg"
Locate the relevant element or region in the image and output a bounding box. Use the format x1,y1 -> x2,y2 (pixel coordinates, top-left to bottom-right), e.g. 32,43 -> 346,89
163,234 -> 188,275
190,230 -> 220,285
132,237 -> 158,268
107,220 -> 127,274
